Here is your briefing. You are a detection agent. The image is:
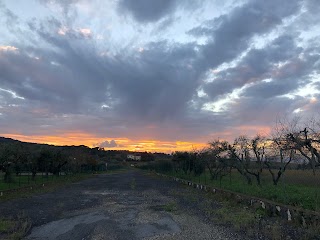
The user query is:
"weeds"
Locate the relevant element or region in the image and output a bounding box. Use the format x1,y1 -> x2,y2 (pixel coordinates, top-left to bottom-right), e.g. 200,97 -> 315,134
216,205 -> 256,230
163,202 -> 178,212
130,178 -> 136,190
0,219 -> 15,233
168,183 -> 320,239
0,215 -> 31,240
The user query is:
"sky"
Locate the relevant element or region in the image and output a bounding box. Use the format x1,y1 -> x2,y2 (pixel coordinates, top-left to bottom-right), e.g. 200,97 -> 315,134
0,0 -> 319,153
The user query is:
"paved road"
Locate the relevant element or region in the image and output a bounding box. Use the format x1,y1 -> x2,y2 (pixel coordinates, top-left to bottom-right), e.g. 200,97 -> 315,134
0,171 -> 241,239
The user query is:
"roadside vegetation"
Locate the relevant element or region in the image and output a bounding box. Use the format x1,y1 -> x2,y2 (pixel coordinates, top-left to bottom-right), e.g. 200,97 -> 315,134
0,137 -> 158,194
169,186 -> 320,240
139,116 -> 320,211
0,173 -> 92,202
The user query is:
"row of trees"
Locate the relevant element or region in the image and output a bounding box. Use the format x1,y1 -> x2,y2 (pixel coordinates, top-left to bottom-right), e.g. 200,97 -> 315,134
158,117 -> 320,186
0,140 -> 102,183
0,136 -> 165,183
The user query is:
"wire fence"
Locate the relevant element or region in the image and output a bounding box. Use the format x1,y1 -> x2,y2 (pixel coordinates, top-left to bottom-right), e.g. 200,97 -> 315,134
0,163 -> 115,193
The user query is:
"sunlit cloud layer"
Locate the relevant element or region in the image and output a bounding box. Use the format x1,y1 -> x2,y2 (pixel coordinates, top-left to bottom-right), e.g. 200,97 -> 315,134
1,133 -> 206,153
0,0 -> 319,152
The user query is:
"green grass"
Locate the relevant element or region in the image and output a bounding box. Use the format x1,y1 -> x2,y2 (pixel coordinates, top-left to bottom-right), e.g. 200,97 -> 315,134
130,178 -> 136,190
0,174 -> 66,191
0,216 -> 31,240
0,168 -> 131,202
0,173 -> 92,202
163,201 -> 178,212
216,205 -> 256,230
0,167 -> 130,192
165,170 -> 320,211
169,181 -> 320,240
0,219 -> 15,232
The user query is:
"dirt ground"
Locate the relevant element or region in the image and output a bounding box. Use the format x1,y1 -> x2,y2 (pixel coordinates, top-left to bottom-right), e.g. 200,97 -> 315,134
0,170 -> 244,240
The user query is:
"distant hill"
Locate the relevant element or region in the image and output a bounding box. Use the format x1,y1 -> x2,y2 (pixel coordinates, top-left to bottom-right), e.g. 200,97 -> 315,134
0,137 -> 20,143
0,136 -> 89,147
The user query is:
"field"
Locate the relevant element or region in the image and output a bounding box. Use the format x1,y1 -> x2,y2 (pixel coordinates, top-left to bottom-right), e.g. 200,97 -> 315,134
0,173 -> 79,192
0,166 -> 129,197
169,169 -> 320,211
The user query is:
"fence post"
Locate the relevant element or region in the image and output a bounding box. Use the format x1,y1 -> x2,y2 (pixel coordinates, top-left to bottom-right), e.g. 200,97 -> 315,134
204,170 -> 207,185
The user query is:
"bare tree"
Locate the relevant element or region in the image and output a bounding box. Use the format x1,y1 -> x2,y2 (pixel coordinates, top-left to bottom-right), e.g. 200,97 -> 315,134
275,116 -> 320,175
264,138 -> 295,185
287,127 -> 320,174
249,135 -> 267,185
227,136 -> 254,185
206,140 -> 230,180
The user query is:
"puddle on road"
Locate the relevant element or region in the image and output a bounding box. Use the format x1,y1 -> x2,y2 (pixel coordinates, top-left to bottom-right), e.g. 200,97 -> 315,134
25,212 -> 109,240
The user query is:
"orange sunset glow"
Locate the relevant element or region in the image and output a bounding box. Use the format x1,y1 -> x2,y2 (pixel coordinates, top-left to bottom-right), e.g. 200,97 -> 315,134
1,124 -> 272,153
1,133 -> 207,153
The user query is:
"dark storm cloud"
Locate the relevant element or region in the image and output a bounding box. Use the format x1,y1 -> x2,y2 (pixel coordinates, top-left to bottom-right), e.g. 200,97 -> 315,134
118,0 -> 201,23
228,93 -> 320,132
1,0 -> 318,143
305,0 -> 320,17
105,41 -> 201,121
228,96 -> 303,126
203,35 -> 307,100
0,35 -> 114,123
0,14 -> 201,128
118,0 -> 177,23
243,80 -> 298,99
195,0 -> 301,70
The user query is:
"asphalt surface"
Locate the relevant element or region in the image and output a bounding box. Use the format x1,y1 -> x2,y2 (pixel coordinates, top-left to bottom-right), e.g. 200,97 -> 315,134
0,170 -> 242,240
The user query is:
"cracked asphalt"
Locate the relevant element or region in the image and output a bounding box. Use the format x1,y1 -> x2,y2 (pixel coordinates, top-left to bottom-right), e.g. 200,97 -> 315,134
0,170 -> 242,239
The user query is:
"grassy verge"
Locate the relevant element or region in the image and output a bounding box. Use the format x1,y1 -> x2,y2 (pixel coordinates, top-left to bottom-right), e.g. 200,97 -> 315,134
169,185 -> 320,240
0,215 -> 31,240
156,170 -> 320,211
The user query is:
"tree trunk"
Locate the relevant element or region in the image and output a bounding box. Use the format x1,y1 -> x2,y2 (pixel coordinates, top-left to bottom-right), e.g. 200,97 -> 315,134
4,171 -> 13,183
31,168 -> 37,180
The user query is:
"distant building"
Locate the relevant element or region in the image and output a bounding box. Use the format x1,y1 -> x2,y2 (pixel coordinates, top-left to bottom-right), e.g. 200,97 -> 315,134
127,154 -> 141,161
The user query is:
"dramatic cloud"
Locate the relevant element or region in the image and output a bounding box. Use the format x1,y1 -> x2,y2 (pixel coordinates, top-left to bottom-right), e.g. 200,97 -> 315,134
194,0 -> 301,70
0,0 -> 319,152
118,0 -> 177,23
98,140 -> 118,148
